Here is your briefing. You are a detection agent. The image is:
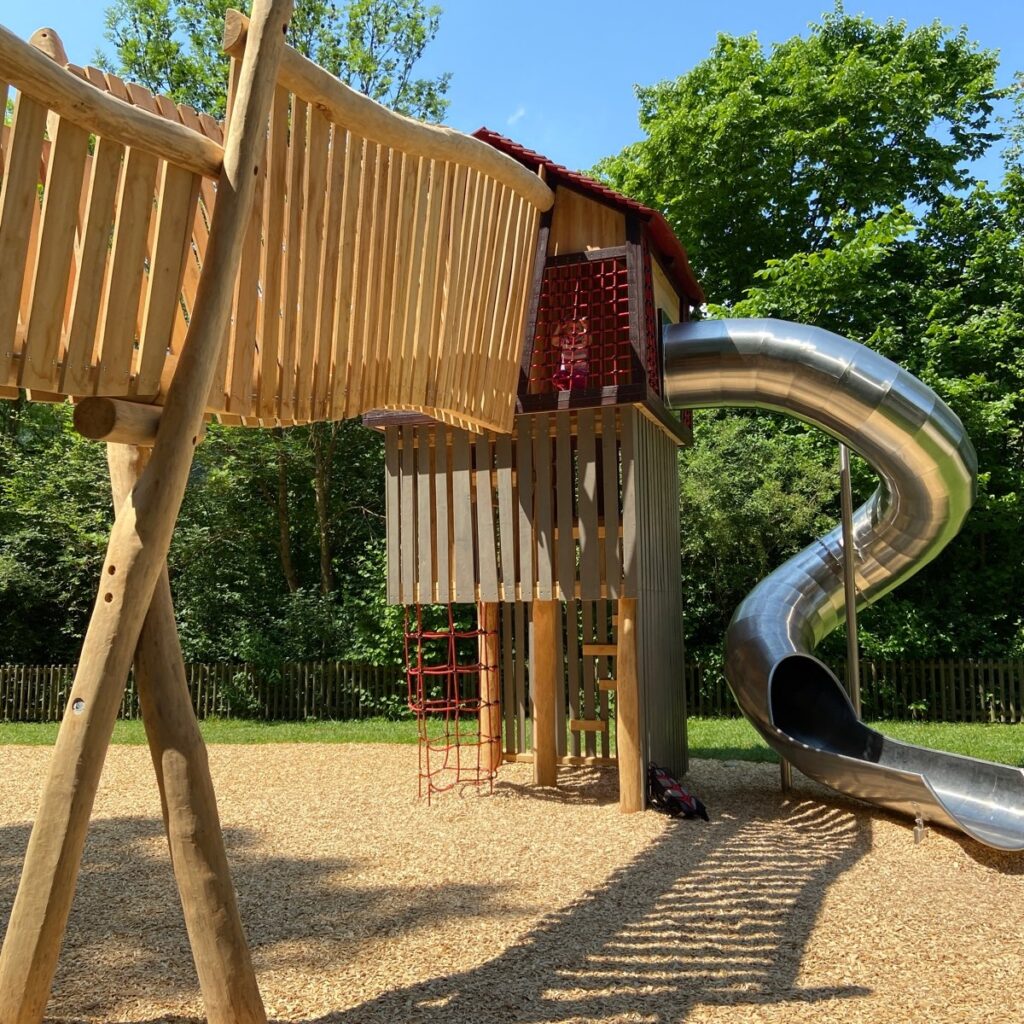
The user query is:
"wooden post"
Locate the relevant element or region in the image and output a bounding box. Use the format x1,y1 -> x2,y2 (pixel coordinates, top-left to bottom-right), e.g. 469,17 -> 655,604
616,598 -> 644,813
478,602 -> 503,772
0,6 -> 292,1020
531,600 -> 559,786
108,445 -> 265,1023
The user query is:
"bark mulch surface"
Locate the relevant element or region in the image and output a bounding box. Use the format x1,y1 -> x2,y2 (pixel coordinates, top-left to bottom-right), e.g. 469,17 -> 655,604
1,743 -> 1021,1023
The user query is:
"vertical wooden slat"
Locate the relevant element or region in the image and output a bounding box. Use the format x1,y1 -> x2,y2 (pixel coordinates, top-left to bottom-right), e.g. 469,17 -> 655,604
601,407 -> 621,597
60,138 -> 123,395
515,416 -> 534,601
533,413 -> 554,600
135,165 -> 200,397
278,96 -> 308,423
502,603 -> 515,753
577,409 -> 600,598
294,107 -> 330,422
475,436 -> 500,603
554,414 -> 575,602
19,116 -> 89,392
256,86 -> 290,422
617,597 -> 643,812
399,425 -> 417,605
416,430 -> 433,603
384,427 -> 400,604
311,124 -> 347,419
532,600 -> 559,786
620,409 -> 637,595
554,602 -> 567,757
582,602 -> 596,758
434,430 -> 451,604
95,148 -> 158,394
451,429 -> 476,600
495,434 -> 516,602
328,133 -> 364,420
0,94 -> 47,385
566,602 -> 581,757
514,600 -> 527,751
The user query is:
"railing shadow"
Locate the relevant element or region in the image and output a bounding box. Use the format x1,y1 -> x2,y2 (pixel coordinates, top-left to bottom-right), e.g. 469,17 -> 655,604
301,789 -> 872,1023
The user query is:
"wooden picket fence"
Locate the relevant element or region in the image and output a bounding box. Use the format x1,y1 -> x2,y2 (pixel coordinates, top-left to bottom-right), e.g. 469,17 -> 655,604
0,661 -> 407,723
685,657 -> 1024,723
4,656 -> 1024,725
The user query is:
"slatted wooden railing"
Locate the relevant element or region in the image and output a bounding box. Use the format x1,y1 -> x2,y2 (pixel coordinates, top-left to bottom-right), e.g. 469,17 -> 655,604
0,12 -> 553,434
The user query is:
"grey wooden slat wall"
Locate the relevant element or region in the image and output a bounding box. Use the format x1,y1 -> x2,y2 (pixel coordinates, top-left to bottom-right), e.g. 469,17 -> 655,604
386,409 -> 640,604
383,406 -> 688,775
629,411 -> 688,776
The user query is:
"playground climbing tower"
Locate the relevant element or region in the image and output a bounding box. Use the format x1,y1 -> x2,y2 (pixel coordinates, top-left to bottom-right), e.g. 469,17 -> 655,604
374,133 -> 704,811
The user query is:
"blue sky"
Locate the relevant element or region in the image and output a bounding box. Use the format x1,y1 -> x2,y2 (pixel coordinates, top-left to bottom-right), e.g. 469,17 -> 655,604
5,1 -> 1022,184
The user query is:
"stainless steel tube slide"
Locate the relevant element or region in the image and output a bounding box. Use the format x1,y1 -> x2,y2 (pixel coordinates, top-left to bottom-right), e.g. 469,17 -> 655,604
662,318 -> 1024,850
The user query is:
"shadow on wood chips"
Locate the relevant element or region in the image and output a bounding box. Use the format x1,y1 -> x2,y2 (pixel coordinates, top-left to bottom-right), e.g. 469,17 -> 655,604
1,785 -> 883,1024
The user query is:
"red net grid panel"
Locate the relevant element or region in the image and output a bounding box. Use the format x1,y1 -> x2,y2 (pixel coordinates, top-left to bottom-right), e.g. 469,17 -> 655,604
404,604 -> 499,803
528,255 -> 632,395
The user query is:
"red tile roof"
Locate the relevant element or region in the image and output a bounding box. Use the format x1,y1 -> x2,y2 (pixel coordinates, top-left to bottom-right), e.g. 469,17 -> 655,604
473,127 -> 705,305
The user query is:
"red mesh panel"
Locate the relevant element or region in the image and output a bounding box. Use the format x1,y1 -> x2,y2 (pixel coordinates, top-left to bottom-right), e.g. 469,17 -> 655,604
528,256 -> 632,394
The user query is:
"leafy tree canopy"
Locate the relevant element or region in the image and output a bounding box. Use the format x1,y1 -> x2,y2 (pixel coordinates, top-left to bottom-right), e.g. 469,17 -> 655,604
98,0 -> 450,120
596,5 -> 1004,302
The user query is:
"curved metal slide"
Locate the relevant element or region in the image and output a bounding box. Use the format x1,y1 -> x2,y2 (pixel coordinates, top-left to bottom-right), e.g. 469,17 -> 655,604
662,318 -> 1024,851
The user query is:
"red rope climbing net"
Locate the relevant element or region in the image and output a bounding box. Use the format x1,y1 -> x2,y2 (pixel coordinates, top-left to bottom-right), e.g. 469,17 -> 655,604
404,604 -> 499,803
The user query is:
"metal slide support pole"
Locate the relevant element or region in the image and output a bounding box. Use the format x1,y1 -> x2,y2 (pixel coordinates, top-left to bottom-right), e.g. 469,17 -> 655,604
840,443 -> 861,716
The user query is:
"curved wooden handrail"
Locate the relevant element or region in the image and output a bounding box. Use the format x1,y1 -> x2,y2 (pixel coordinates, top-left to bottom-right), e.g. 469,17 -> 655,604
222,9 -> 554,212
0,22 -> 223,178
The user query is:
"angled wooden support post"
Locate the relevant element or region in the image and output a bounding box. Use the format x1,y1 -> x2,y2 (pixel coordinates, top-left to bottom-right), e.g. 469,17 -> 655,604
616,598 -> 644,813
0,4 -> 292,1020
109,445 -> 265,1024
531,600 -> 559,787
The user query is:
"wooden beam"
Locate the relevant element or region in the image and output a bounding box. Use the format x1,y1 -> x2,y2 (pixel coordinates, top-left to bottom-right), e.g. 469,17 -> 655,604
616,597 -> 644,813
0,6 -> 292,1020
531,600 -> 559,787
479,602 -> 502,773
0,23 -> 223,177
107,444 -> 266,1024
73,397 -> 163,445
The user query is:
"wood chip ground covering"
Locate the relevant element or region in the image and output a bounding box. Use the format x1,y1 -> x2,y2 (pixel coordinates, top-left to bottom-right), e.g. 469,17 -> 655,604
1,743 -> 1022,1023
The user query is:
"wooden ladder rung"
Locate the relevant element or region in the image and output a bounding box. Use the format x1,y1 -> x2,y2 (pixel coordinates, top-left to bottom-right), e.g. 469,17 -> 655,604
570,718 -> 608,732
582,643 -> 617,657
598,678 -> 618,692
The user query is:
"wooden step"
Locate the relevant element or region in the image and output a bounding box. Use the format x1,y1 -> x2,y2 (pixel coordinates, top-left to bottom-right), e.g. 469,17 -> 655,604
582,643 -> 617,657
570,718 -> 608,732
598,678 -> 618,692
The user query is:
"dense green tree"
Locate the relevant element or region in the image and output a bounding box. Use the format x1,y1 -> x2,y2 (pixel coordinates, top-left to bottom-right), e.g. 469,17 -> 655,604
596,6 -> 1003,302
98,0 -> 449,120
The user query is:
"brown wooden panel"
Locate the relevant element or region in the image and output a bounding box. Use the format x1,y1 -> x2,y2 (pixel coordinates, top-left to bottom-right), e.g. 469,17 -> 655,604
384,427 -> 400,604
533,412 -> 554,599
136,165 -> 199,397
554,412 -> 576,602
566,601 -> 581,757
19,116 -> 89,391
515,415 -> 534,600
601,406 -> 622,598
451,428 -> 475,600
256,86 -> 290,421
434,429 -> 451,604
416,429 -> 434,603
399,425 -> 417,604
96,147 -> 158,395
547,186 -> 625,256
502,602 -> 515,753
61,137 -> 122,396
0,94 -> 47,386
475,435 -> 500,602
577,409 -> 600,598
620,407 -> 638,595
495,433 -> 516,601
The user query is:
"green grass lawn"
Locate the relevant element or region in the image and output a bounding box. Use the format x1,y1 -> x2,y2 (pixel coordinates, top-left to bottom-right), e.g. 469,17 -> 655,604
2,715 -> 1022,766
